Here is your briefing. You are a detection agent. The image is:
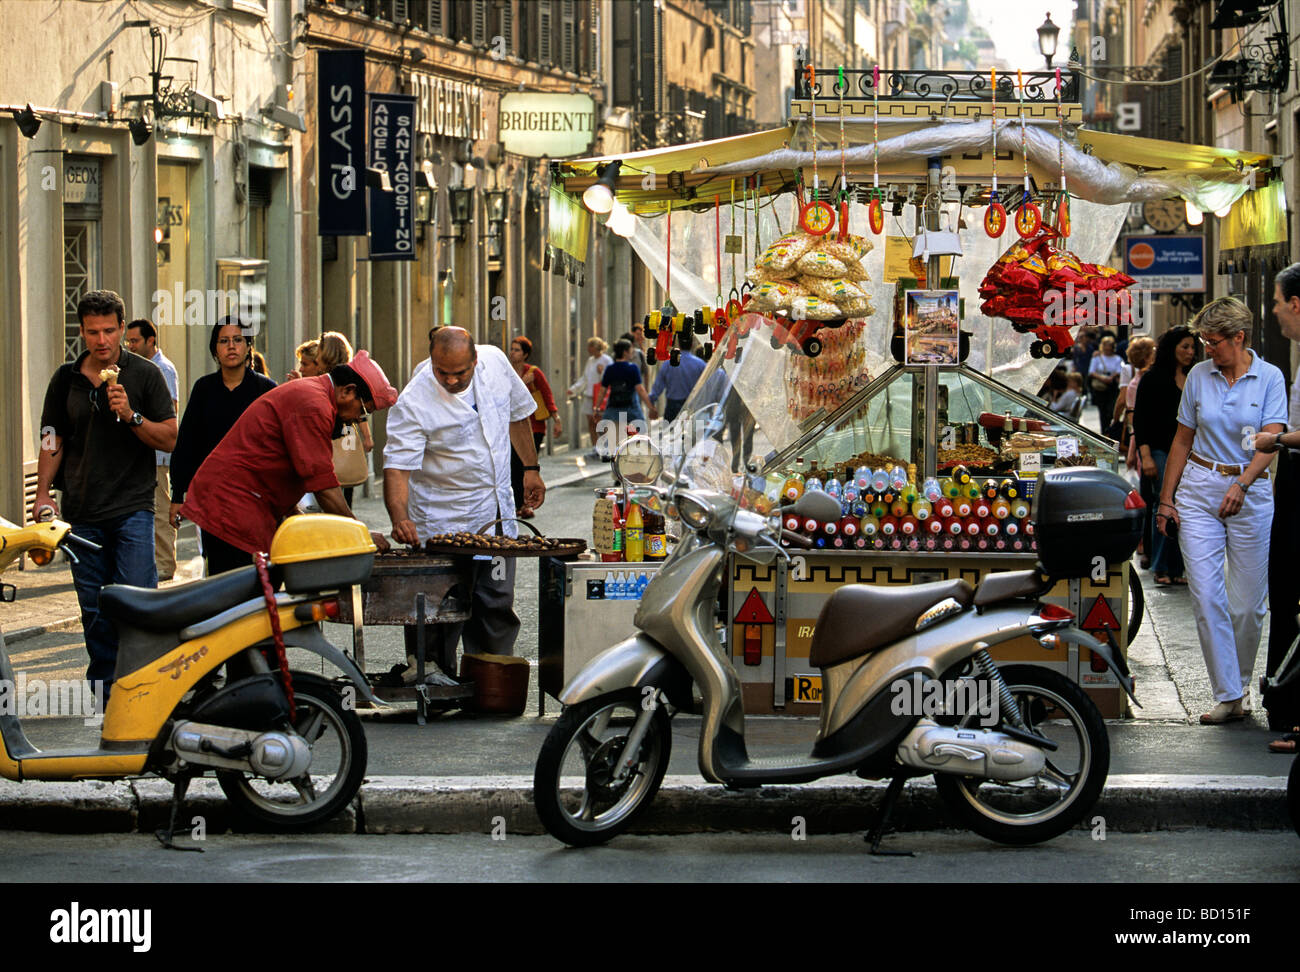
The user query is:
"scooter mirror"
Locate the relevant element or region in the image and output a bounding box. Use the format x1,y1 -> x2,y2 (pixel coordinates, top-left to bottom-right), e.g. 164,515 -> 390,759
789,489 -> 842,524
613,434 -> 663,486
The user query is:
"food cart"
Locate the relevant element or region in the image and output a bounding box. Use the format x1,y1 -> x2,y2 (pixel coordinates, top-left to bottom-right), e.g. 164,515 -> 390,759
544,61 -> 1274,718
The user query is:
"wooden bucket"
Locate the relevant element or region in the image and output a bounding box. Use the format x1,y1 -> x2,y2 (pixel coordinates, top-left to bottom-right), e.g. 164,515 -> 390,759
460,653 -> 530,715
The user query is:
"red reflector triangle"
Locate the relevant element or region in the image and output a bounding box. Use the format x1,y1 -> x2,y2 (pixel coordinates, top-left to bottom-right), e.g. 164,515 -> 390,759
1082,594 -> 1120,631
734,587 -> 775,624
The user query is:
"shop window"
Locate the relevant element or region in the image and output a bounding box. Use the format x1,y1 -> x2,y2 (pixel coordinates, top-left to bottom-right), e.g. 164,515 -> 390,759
248,166 -> 272,261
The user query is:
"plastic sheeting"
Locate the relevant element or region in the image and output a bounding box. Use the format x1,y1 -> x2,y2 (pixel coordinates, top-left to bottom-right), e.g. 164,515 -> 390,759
704,119 -> 1253,215
619,192 -> 1128,399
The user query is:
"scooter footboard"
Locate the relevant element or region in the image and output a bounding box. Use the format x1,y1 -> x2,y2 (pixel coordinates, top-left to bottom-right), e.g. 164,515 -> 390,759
559,635 -> 693,712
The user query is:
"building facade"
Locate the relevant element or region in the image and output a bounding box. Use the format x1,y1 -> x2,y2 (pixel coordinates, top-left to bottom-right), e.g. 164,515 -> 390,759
1,0 -> 302,523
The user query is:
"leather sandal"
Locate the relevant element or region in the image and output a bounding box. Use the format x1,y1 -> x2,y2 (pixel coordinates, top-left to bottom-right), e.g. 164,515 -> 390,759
1268,729 -> 1299,754
1200,700 -> 1246,724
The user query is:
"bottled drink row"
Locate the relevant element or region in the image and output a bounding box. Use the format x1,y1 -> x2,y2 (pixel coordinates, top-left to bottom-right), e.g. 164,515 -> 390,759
600,492 -> 668,564
775,459 -> 1037,553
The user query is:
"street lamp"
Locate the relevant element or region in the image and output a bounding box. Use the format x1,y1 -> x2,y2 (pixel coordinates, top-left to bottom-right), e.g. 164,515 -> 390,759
606,200 -> 637,238
1037,13 -> 1060,70
449,186 -> 475,227
581,160 -> 622,215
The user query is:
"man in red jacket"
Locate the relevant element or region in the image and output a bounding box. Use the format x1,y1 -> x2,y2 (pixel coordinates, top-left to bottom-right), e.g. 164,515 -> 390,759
182,350 -> 397,574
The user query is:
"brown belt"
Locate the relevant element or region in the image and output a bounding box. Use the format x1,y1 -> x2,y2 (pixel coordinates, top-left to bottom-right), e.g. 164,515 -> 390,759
1188,452 -> 1270,479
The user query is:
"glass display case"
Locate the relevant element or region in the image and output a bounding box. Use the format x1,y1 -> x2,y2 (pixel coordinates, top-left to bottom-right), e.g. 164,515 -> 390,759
771,363 -> 1118,482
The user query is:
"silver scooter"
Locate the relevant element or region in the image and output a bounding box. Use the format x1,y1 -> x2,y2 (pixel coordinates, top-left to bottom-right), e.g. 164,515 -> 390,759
534,358 -> 1141,850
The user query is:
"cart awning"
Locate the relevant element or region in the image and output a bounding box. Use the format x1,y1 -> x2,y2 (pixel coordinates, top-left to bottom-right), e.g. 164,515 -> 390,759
1076,130 -> 1270,176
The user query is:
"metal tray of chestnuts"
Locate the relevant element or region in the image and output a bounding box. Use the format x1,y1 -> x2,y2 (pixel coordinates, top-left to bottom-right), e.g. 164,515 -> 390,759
415,518 -> 586,559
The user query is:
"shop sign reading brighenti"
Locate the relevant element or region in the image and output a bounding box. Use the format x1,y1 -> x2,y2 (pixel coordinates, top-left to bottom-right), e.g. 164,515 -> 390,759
499,92 -> 595,158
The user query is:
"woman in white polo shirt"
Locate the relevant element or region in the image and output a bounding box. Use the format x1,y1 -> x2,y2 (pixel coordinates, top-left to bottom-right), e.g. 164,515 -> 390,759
1156,298 -> 1288,724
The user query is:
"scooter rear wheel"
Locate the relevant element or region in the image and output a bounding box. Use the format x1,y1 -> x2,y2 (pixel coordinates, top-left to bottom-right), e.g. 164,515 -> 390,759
217,672 -> 367,831
934,665 -> 1108,846
534,690 -> 672,847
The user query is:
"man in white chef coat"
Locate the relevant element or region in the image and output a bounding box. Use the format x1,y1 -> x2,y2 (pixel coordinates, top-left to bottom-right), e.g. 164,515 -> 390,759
384,327 -> 545,673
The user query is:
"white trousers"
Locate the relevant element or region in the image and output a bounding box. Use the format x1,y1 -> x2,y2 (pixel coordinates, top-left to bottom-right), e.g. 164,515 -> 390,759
1176,461 -> 1272,702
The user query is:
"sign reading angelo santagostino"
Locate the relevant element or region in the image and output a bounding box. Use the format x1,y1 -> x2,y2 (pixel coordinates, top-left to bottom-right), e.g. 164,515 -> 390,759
499,92 -> 595,158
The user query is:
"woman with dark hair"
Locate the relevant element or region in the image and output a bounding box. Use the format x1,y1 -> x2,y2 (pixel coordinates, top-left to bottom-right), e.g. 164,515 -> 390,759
1133,326 -> 1196,585
508,336 -> 560,518
168,317 -> 277,575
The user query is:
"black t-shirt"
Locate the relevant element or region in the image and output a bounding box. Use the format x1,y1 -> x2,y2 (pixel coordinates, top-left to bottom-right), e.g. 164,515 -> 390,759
169,368 -> 278,503
41,349 -> 176,523
601,361 -> 642,409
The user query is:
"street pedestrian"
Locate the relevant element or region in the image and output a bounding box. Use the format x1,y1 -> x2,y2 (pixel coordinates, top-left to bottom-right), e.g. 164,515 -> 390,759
316,332 -> 375,508
125,318 -> 180,582
33,290 -> 177,696
649,342 -> 706,422
1118,335 -> 1154,563
508,336 -> 561,518
181,350 -> 396,575
622,327 -> 649,379
599,339 -> 655,455
1155,298 -> 1287,725
567,336 -> 611,459
287,338 -> 321,381
383,327 -> 542,680
1134,326 -> 1196,584
169,317 -> 278,574
1251,262 -> 1300,748
1088,334 -> 1124,430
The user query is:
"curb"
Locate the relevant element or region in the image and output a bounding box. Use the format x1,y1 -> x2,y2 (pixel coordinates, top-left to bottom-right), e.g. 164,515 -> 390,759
546,461 -> 612,489
4,616 -> 82,646
0,774 -> 1289,836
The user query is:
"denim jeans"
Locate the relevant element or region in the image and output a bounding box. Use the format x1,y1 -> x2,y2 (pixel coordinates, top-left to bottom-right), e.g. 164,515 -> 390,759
1145,449 -> 1185,579
69,510 -> 158,691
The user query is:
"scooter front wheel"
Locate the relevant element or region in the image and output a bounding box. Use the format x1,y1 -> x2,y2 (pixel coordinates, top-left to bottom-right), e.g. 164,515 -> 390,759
534,691 -> 672,847
217,672 -> 367,831
934,665 -> 1108,846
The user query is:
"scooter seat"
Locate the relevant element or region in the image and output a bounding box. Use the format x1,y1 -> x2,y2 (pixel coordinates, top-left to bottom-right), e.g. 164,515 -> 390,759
809,579 -> 974,669
99,566 -> 273,633
972,569 -> 1049,608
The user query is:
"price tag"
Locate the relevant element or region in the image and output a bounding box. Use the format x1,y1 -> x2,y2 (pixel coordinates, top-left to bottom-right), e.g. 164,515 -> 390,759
1056,437 -> 1079,458
724,235 -> 743,254
1019,452 -> 1042,474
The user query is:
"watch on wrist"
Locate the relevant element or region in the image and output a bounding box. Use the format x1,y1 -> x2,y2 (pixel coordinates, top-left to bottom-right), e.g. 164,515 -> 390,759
129,411 -> 144,427
523,464 -> 540,472
1235,479 -> 1249,493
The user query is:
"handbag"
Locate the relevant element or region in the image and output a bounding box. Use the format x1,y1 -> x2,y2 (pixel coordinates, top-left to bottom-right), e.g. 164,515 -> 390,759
526,366 -> 552,421
332,423 -> 370,488
1089,373 -> 1111,393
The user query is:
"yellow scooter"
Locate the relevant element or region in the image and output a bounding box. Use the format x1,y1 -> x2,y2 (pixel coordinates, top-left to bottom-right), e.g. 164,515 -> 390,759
0,513 -> 380,843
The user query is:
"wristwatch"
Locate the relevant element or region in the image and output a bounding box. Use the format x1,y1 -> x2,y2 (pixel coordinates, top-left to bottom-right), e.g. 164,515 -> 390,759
522,464 -> 540,472
1235,479 -> 1249,493
129,411 -> 144,427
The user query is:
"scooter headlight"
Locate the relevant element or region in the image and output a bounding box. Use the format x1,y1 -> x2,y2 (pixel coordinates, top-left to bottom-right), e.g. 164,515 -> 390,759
676,493 -> 715,531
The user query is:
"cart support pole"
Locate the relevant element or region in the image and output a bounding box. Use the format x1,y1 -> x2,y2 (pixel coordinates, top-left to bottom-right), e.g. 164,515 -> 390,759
925,156 -> 943,478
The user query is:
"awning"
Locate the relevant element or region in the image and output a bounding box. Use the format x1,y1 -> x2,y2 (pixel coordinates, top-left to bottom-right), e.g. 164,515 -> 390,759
1220,179 -> 1287,252
545,185 -> 590,284
1077,130 -> 1270,176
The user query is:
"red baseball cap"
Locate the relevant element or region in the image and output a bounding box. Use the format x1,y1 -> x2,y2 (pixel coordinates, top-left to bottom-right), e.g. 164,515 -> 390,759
348,350 -> 398,410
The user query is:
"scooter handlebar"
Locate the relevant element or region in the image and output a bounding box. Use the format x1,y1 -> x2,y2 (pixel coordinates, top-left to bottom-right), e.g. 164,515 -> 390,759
781,529 -> 814,548
63,532 -> 103,553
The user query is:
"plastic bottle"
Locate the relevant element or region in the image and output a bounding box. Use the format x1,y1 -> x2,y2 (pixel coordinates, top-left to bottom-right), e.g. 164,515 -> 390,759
871,468 -> 891,493
990,497 -> 1011,520
951,464 -> 972,486
982,479 -> 1000,501
805,475 -> 824,494
838,515 -> 858,539
965,517 -> 982,537
644,508 -> 668,561
879,515 -> 899,536
850,499 -> 868,518
624,503 -> 645,562
869,496 -> 890,520
899,515 -> 919,536
1003,519 -> 1020,536
941,516 -> 964,536
604,570 -> 615,598
601,491 -> 625,563
782,458 -> 806,502
1000,477 -> 1021,499
610,572 -> 624,599
1010,497 -> 1031,520
911,498 -> 933,521
889,466 -> 908,493
803,517 -> 821,536
784,512 -> 802,533
889,494 -> 911,518
954,495 -> 973,518
973,496 -> 992,520
821,519 -> 838,538
854,466 -> 872,491
859,514 -> 880,537
983,517 -> 1000,537
935,497 -> 955,519
922,477 -> 944,503
940,476 -> 960,499
925,515 -> 944,535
